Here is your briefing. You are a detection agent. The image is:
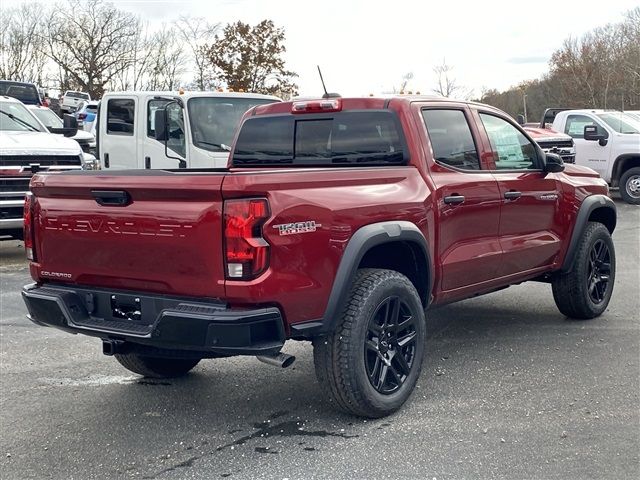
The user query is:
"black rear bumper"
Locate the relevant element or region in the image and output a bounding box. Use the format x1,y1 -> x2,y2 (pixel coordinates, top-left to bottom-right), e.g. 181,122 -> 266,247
22,283 -> 285,356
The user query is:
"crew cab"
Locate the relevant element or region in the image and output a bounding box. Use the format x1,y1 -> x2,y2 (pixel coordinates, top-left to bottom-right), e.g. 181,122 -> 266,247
21,96 -> 617,418
0,96 -> 85,239
542,108 -> 640,204
98,91 -> 280,170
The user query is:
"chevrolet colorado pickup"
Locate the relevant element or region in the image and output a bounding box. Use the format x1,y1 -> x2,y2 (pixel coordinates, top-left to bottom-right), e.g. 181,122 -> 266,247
22,95 -> 617,418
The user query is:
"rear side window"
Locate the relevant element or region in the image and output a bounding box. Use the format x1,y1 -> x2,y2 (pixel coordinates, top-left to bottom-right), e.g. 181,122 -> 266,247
232,111 -> 406,167
107,99 -> 135,135
421,109 -> 480,170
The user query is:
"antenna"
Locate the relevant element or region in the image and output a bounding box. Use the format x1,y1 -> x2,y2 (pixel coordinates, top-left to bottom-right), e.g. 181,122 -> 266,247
317,66 -> 340,99
317,65 -> 329,98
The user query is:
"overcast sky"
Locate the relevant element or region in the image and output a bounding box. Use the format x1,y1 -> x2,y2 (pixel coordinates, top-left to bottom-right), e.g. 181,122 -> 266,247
3,0 -> 638,96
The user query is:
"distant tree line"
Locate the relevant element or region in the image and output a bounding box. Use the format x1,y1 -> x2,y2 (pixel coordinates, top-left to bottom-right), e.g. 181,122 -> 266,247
478,7 -> 640,122
0,0 -> 298,99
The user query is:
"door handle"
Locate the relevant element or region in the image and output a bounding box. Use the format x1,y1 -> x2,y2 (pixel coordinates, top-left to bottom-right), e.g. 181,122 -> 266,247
444,195 -> 465,205
104,153 -> 109,168
92,190 -> 131,206
145,156 -> 151,169
504,190 -> 522,200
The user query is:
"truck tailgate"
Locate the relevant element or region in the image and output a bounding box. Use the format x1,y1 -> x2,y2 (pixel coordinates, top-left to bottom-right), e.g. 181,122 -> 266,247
29,171 -> 226,299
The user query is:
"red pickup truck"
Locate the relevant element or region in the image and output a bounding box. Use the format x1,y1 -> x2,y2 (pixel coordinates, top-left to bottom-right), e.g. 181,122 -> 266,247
22,96 -> 617,418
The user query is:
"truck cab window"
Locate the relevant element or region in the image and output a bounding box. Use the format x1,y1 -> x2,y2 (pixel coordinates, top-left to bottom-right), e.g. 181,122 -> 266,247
166,102 -> 186,158
421,109 -> 480,170
479,113 -> 538,170
565,114 -> 607,139
147,99 -> 171,137
106,99 -> 134,136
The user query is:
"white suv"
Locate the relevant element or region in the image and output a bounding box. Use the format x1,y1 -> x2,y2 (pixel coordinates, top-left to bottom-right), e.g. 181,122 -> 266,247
61,91 -> 91,114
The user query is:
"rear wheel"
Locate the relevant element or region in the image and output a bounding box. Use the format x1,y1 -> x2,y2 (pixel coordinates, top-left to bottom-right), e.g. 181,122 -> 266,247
313,268 -> 426,418
114,353 -> 200,378
552,222 -> 615,319
619,167 -> 640,205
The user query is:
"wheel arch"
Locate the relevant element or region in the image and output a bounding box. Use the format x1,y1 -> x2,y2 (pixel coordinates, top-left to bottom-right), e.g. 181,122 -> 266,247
611,155 -> 640,187
290,221 -> 432,338
560,195 -> 616,273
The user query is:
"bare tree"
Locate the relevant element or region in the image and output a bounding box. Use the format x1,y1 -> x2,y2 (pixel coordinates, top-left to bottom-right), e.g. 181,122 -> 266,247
432,59 -> 471,99
0,3 -> 50,84
43,0 -> 140,97
175,16 -> 219,91
144,27 -> 187,91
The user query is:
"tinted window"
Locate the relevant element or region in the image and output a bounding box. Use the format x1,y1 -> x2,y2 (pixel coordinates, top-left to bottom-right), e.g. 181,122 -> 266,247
564,114 -> 605,139
480,113 -> 538,170
107,99 -> 134,135
233,111 -> 406,167
421,109 -> 480,170
188,97 -> 277,152
0,81 -> 40,105
147,99 -> 171,137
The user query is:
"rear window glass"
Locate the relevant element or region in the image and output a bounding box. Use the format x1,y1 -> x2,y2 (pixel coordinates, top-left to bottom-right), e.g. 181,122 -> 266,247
67,92 -> 90,99
232,111 -> 406,167
0,81 -> 40,104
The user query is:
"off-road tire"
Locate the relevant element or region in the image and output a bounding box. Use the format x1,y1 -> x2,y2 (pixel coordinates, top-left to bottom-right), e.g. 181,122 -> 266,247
552,222 -> 615,319
619,167 -> 640,205
114,353 -> 200,378
313,268 -> 426,418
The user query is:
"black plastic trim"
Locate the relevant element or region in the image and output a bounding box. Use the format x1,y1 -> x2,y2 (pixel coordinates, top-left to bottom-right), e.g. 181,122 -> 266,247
290,221 -> 432,338
560,195 -> 617,273
22,283 -> 285,356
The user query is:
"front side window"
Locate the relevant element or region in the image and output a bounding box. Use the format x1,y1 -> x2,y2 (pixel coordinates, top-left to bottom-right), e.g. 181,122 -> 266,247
106,99 -> 135,135
147,99 -> 171,138
166,102 -> 186,158
564,114 -> 606,139
479,113 -> 538,170
421,109 -> 480,170
188,97 -> 277,152
31,108 -> 63,129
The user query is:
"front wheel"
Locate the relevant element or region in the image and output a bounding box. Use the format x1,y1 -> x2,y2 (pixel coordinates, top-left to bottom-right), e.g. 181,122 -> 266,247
552,222 -> 615,319
619,167 -> 640,205
313,268 -> 426,418
114,353 -> 200,378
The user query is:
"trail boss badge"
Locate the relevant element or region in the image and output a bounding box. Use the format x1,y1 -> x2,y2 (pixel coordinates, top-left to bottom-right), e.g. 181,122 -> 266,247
273,221 -> 321,236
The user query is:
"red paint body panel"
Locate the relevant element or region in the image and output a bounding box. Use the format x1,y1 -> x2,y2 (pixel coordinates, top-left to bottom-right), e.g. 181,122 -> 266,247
27,96 -> 611,334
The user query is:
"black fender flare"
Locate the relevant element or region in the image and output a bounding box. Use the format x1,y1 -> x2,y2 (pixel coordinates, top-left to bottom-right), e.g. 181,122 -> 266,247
290,221 -> 432,338
560,195 -> 616,273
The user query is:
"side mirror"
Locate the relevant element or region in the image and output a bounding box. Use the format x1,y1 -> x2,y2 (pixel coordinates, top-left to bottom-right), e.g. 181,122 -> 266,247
517,114 -> 525,126
584,125 -> 608,146
50,114 -> 78,137
154,109 -> 168,141
544,152 -> 565,173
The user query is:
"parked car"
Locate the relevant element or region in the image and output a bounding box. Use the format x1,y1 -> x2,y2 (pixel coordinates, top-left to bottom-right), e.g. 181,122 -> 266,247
99,91 -> 280,169
0,95 -> 84,239
541,108 -> 640,204
26,105 -> 97,158
60,90 -> 91,114
0,80 -> 43,106
22,95 -> 616,418
522,125 -> 576,164
74,100 -> 99,131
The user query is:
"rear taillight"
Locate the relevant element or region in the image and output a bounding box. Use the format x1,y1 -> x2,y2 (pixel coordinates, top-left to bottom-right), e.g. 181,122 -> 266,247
78,113 -> 87,120
23,192 -> 36,261
224,198 -> 270,280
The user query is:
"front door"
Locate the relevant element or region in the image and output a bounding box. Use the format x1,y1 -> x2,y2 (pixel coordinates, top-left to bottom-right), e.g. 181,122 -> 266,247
421,107 -> 502,292
564,114 -> 612,178
476,111 -> 567,278
100,97 -> 137,170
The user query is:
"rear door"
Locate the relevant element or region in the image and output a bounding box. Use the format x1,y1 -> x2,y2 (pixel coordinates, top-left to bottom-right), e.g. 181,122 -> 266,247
474,109 -> 566,278
30,171 -> 227,298
100,96 -> 138,169
421,106 -> 502,292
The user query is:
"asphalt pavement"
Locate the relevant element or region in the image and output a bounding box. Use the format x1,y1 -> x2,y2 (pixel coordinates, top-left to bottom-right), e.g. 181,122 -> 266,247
1,199 -> 638,480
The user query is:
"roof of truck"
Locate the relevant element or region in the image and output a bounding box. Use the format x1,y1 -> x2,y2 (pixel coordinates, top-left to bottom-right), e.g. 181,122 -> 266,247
101,91 -> 281,102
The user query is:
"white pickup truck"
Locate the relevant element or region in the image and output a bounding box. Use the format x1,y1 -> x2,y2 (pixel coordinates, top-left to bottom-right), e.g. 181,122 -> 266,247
0,95 -> 85,239
543,109 -> 640,204
98,91 -> 280,170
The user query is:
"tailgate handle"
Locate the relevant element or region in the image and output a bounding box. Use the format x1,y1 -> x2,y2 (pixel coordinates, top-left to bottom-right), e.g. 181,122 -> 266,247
92,190 -> 131,206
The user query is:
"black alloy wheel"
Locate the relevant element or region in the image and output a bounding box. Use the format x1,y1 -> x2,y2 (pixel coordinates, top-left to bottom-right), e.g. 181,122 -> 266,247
365,296 -> 417,395
587,239 -> 612,304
